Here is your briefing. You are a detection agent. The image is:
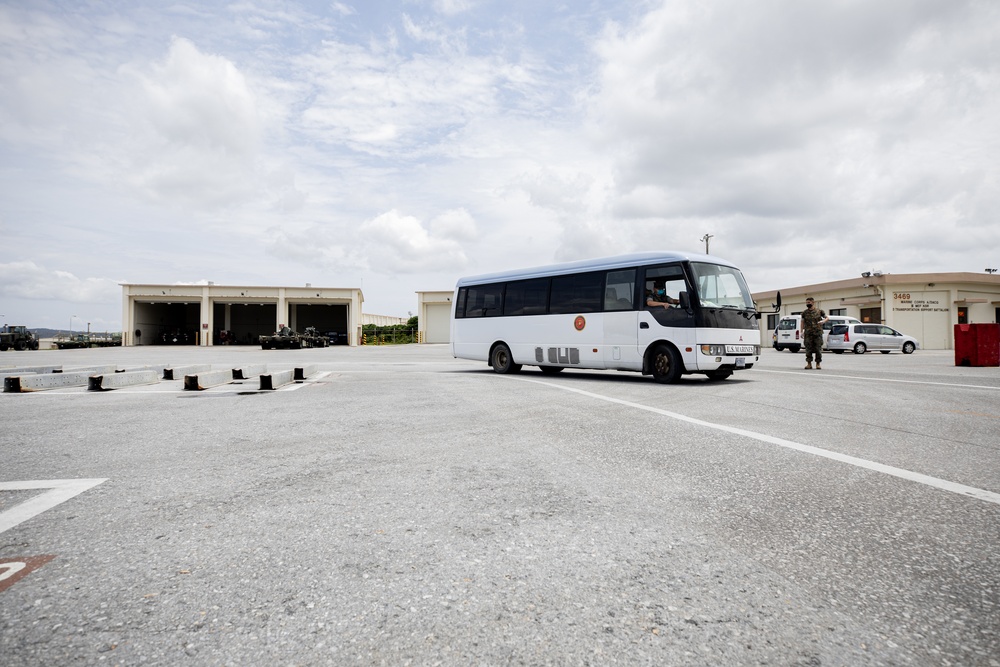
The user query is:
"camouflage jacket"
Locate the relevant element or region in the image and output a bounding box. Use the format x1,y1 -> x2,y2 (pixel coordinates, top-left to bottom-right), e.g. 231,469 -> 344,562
802,306 -> 827,336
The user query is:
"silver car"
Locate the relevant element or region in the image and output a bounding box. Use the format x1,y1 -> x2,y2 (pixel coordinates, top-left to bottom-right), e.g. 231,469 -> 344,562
828,323 -> 919,354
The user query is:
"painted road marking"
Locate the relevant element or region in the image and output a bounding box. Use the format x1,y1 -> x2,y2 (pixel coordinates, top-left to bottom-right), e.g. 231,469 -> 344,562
518,377 -> 1000,507
0,479 -> 107,534
755,368 -> 1000,390
0,555 -> 56,593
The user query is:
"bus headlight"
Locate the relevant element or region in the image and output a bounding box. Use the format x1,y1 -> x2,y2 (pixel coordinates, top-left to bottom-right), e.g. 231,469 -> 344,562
700,344 -> 726,355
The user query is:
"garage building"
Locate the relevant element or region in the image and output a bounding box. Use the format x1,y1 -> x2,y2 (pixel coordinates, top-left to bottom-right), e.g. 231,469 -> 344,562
416,291 -> 453,344
121,283 -> 364,346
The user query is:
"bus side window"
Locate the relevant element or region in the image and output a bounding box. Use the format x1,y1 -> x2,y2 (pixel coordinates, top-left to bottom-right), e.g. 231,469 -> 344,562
464,284 -> 503,317
642,264 -> 695,327
605,269 -> 636,311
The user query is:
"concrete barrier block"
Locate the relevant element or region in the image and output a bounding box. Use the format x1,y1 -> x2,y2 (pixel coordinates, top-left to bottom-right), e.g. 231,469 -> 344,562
183,369 -> 234,391
233,364 -> 267,380
88,370 -> 160,391
163,364 -> 212,380
259,369 -> 295,390
58,365 -> 118,375
0,365 -> 62,377
119,365 -> 170,376
294,365 -> 317,380
5,371 -> 93,392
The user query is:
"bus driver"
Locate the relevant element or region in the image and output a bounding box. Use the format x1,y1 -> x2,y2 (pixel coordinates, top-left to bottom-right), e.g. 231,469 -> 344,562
645,283 -> 679,309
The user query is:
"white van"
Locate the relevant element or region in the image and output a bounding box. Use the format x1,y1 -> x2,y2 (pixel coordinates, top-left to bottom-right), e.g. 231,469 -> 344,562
776,314 -> 862,351
775,316 -> 802,352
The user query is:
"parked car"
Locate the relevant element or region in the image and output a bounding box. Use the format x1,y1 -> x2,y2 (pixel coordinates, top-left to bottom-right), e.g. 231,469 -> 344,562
775,316 -> 802,352
776,314 -> 863,351
827,324 -> 919,354
823,315 -> 861,349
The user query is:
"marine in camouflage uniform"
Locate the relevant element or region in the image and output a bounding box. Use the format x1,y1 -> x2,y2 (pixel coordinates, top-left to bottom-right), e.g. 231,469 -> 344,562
801,297 -> 828,369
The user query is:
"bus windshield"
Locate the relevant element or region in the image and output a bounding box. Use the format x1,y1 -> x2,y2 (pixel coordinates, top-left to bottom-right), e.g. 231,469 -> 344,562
690,262 -> 755,310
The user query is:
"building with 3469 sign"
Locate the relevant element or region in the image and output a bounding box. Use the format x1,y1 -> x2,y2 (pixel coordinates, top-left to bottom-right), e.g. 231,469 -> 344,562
753,271 -> 1000,350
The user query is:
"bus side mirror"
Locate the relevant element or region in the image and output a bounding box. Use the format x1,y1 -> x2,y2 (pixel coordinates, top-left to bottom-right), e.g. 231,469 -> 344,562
755,291 -> 781,316
678,291 -> 691,311
752,290 -> 781,318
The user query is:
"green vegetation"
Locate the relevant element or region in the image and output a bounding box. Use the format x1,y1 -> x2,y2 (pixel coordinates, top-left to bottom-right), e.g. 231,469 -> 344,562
362,316 -> 420,345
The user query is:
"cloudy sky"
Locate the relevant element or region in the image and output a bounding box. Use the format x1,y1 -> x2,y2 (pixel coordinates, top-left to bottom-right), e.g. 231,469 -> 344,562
2,0 -> 998,332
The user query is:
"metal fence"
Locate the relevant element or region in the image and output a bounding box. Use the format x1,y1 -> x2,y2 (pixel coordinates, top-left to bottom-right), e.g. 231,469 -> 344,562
361,327 -> 421,345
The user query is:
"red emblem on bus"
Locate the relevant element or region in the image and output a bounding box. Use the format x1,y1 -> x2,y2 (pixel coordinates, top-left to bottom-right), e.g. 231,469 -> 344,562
574,316 -> 586,331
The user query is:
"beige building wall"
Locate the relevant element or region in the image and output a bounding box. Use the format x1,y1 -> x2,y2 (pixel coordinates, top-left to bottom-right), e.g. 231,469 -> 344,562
753,272 -> 1000,350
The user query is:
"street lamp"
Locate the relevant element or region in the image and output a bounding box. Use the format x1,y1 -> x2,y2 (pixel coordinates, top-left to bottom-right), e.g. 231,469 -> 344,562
701,233 -> 713,254
70,314 -> 78,335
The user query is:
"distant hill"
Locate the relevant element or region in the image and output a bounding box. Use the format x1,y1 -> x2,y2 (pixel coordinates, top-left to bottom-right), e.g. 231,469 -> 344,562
31,328 -> 65,338
20,327 -> 120,339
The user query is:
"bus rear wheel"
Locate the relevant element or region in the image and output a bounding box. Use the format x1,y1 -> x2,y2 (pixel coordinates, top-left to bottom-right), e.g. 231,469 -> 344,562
490,343 -> 521,374
651,344 -> 682,384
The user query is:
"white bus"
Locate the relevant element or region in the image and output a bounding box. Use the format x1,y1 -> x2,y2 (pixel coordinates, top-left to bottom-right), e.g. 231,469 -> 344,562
451,251 -> 769,383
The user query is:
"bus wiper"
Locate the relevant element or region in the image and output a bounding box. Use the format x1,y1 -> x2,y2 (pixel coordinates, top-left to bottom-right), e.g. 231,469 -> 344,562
716,304 -> 758,319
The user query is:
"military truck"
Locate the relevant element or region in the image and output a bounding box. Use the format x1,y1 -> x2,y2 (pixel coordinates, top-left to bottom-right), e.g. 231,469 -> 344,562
260,326 -> 329,349
260,326 -> 303,349
301,326 -> 328,348
55,333 -> 91,349
0,325 -> 40,351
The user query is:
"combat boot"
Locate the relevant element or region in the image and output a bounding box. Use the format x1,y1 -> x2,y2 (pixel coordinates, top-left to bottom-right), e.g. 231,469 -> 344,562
816,362 -> 822,370
804,361 -> 813,370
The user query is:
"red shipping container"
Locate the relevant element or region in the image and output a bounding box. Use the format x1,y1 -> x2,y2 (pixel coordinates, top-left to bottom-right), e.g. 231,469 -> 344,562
954,323 -> 1000,367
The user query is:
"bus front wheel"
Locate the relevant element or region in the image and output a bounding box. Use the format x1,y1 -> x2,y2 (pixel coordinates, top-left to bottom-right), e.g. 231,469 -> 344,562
651,344 -> 682,384
490,343 -> 521,374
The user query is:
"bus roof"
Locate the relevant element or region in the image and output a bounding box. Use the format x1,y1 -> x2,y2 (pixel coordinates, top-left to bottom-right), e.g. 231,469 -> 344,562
455,251 -> 739,287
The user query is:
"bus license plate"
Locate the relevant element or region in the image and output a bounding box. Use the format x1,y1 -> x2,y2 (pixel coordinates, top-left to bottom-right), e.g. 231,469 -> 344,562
736,357 -> 746,368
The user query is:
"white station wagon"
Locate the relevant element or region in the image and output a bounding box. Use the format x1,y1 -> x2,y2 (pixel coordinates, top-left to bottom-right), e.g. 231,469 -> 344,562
827,323 -> 919,354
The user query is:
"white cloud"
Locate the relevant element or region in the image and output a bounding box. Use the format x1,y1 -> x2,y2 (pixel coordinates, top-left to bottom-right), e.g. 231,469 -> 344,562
433,0 -> 474,17
0,261 -> 120,304
584,0 -> 1000,287
359,209 -> 469,273
429,208 -> 478,241
116,37 -> 270,209
2,0 -> 999,326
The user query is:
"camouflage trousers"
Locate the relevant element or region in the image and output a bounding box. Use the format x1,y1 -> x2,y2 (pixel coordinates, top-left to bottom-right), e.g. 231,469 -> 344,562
803,332 -> 823,363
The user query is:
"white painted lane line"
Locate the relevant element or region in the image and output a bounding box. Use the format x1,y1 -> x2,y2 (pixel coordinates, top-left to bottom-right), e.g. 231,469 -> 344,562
0,479 -> 108,534
755,368 -> 1000,390
517,378 -> 1000,507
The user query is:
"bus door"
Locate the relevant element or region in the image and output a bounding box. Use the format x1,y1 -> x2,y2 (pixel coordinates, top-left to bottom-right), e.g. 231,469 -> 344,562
638,265 -> 697,358
601,268 -> 641,369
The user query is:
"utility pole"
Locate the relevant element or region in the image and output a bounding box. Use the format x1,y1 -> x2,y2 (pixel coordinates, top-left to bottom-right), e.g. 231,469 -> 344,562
701,234 -> 713,254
